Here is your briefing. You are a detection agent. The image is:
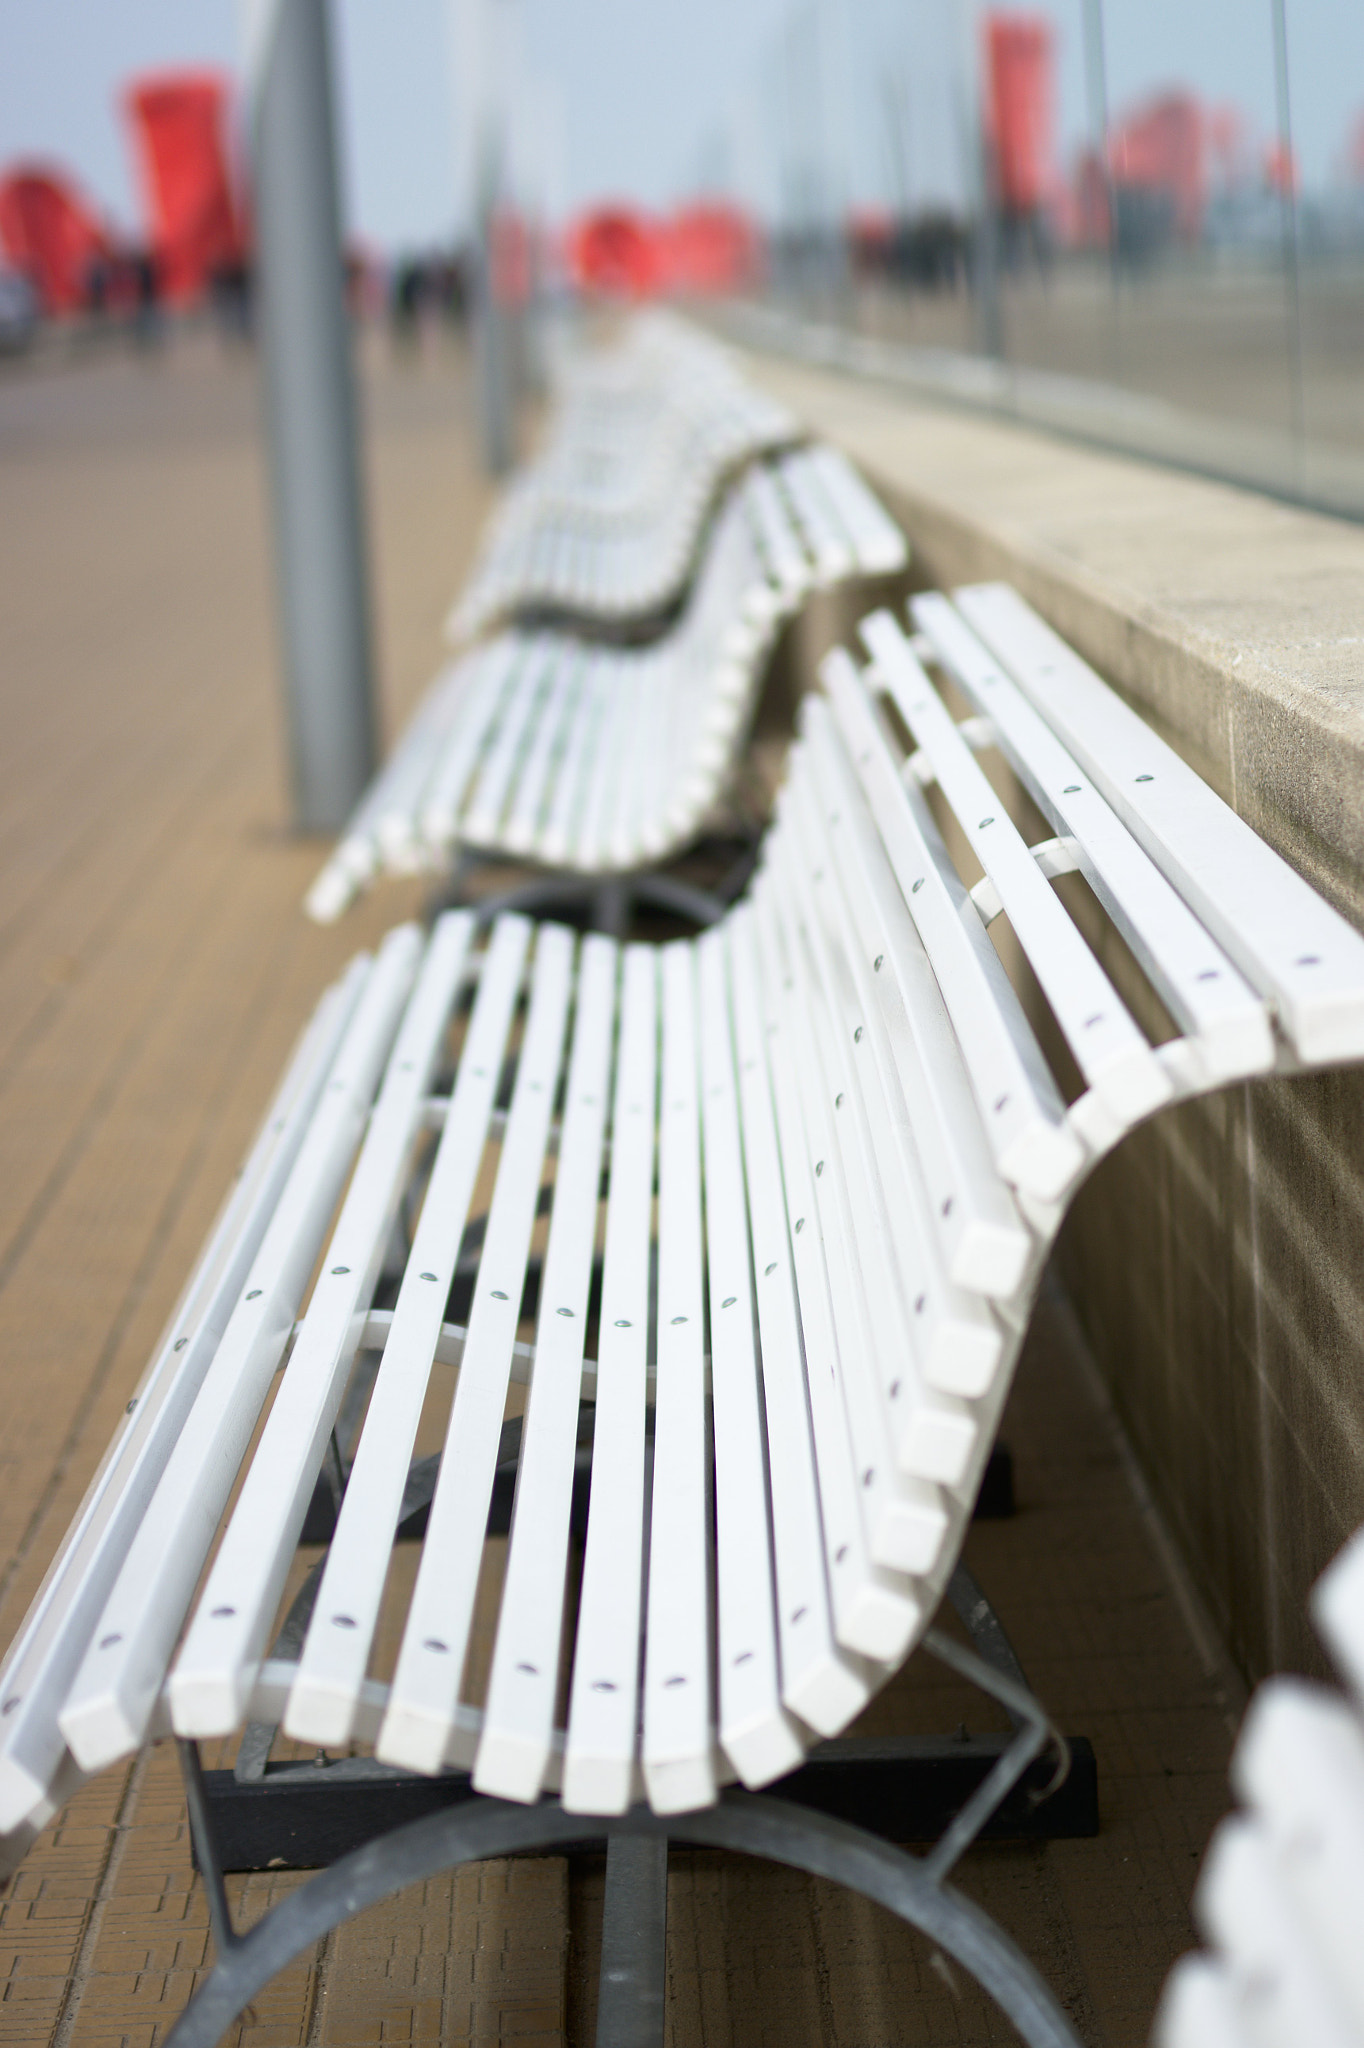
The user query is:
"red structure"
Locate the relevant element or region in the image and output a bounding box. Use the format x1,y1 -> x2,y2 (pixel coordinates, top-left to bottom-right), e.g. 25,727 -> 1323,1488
0,166 -> 107,315
568,208 -> 666,298
668,204 -> 759,295
983,13 -> 1054,216
1109,92 -> 1205,243
124,71 -> 242,304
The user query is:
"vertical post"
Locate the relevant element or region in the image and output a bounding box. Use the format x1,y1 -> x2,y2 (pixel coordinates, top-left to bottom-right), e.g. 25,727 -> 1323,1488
1269,0 -> 1306,464
249,0 -> 376,832
473,179 -> 516,477
595,1832 -> 669,2048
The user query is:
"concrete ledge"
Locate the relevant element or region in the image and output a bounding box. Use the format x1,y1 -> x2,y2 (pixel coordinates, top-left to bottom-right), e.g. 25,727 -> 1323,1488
736,348 -> 1364,924
734,343 -> 1364,1690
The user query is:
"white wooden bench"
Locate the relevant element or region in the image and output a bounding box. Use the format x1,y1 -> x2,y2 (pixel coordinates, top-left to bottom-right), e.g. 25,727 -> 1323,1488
305,445 -> 908,924
1156,1533 -> 1364,2047
6,586 -> 1364,2048
449,313 -> 800,640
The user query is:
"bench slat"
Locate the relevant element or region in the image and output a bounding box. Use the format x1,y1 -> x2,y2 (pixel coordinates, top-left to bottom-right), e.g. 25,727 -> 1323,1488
643,945 -> 716,1814
863,610 -> 1174,1128
809,446 -> 909,577
822,646 -> 1084,1203
0,958 -> 367,1833
460,640 -> 554,851
59,925 -> 425,1774
420,640 -> 524,855
724,911 -> 873,1735
501,648 -> 581,857
377,924 -> 577,1774
282,916 -> 531,1748
749,900 -> 924,1665
784,763 -> 1009,1400
764,851 -> 975,1500
697,931 -> 804,1790
955,581 -> 1364,1067
1155,1955 -> 1255,2048
1196,1813 -> 1359,2048
801,698 -> 1032,1301
169,912 -> 479,1736
912,593 -> 1275,1086
472,936 -> 618,1801
562,945 -> 657,1814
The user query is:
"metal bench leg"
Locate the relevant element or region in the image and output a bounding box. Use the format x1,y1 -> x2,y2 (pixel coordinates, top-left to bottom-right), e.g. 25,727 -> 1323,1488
595,1832 -> 668,2048
165,1792 -> 1083,2048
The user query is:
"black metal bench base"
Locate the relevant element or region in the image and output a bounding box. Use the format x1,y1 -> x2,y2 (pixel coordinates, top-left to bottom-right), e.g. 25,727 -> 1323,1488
197,1732 -> 1097,1875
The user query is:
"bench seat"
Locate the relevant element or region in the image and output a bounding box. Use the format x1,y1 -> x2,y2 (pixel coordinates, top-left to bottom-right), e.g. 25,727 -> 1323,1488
5,586 -> 1364,1875
305,446 -> 907,922
450,314 -> 799,638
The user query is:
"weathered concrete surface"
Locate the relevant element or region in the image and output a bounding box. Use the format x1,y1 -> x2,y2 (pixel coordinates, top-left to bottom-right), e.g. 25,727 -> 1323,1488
737,345 -> 1364,1689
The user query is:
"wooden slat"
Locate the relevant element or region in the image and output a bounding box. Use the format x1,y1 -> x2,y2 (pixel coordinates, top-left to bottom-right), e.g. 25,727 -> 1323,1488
821,644 -> 1084,1202
642,943 -> 716,1814
762,848 -> 975,1499
955,581 -> 1364,1068
282,915 -> 532,1749
696,930 -> 805,1789
378,923 -> 577,1774
749,895 -> 923,1667
800,696 -> 1032,1301
0,959 -> 367,1835
58,925 -> 424,1774
725,909 -> 872,1734
862,609 -> 1173,1128
912,593 -> 1275,1086
169,912 -> 479,1737
473,935 -> 617,1801
563,945 -> 658,1814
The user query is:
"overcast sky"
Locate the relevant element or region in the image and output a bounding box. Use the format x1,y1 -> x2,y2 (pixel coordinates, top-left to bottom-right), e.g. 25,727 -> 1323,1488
0,0 -> 1359,250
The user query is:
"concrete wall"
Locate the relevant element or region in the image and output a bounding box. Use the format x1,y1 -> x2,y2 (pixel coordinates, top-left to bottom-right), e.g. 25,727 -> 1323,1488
740,347 -> 1364,1686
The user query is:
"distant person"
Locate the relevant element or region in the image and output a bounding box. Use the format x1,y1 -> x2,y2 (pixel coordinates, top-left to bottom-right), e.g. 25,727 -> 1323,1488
129,248 -> 163,347
391,258 -> 425,349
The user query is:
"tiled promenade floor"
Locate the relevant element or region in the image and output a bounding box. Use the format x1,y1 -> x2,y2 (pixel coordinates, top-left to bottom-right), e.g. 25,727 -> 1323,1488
0,331 -> 1241,2045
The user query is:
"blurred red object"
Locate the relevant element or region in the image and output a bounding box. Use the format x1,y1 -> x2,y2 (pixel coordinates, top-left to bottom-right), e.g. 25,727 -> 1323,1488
1110,92 -> 1205,242
125,72 -> 243,304
0,165 -> 108,315
668,203 -> 759,294
984,14 -> 1053,214
568,207 -> 665,298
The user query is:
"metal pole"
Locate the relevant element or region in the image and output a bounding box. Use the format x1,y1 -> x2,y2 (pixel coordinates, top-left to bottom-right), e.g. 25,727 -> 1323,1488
250,0 -> 376,833
595,1832 -> 668,2048
1269,0 -> 1306,463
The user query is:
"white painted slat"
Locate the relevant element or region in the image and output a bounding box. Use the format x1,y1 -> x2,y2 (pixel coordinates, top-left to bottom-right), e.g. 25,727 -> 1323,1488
696,930 -> 805,1788
460,637 -> 556,849
378,923 -> 576,1774
784,762 -> 1008,1399
749,898 -> 924,1667
724,908 -> 871,1734
821,644 -> 1084,1202
807,447 -> 908,576
538,650 -> 609,868
59,925 -> 424,1774
1196,1814 -> 1359,2048
472,936 -> 617,1801
1230,1677 -> 1364,2035
912,593 -> 1275,1086
642,943 -> 716,1814
763,849 -> 974,1501
501,647 -> 582,856
801,696 -> 1032,1301
1155,1956 -> 1255,2048
781,450 -> 855,583
416,639 -> 524,855
574,659 -> 632,872
955,581 -> 1364,1068
862,610 -> 1173,1129
0,961 -> 365,1836
169,913 -> 479,1737
282,915 -> 532,1748
746,464 -> 813,603
563,944 -> 658,1814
